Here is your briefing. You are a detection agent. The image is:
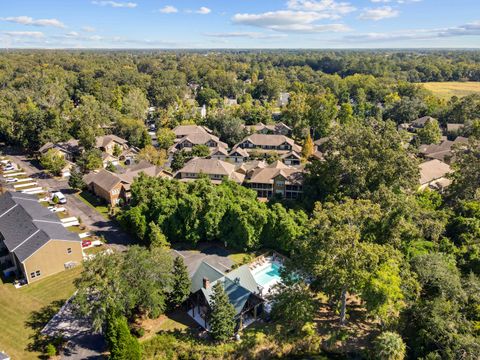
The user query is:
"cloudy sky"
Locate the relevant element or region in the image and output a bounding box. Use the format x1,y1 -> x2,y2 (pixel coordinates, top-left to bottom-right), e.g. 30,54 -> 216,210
1,0 -> 479,48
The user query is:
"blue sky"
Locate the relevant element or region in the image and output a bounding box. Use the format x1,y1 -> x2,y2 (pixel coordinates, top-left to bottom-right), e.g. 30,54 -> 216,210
1,0 -> 479,48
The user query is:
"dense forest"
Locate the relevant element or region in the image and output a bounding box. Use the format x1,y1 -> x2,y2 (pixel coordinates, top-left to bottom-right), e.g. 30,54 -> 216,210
1,50 -> 480,153
1,50 -> 480,359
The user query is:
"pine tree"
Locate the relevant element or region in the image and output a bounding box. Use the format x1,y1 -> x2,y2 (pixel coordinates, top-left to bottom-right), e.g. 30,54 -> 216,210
373,331 -> 406,360
168,256 -> 191,308
68,169 -> 86,190
301,133 -> 314,160
106,313 -> 141,360
209,281 -> 236,342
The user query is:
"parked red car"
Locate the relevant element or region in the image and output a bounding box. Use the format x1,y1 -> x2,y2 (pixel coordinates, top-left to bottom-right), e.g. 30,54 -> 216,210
82,240 -> 92,248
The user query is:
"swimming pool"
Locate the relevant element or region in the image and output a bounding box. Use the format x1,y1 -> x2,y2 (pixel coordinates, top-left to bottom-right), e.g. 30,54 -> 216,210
252,262 -> 282,288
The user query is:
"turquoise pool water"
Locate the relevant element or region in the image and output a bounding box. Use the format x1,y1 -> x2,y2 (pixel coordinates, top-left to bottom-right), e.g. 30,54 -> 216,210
252,262 -> 282,287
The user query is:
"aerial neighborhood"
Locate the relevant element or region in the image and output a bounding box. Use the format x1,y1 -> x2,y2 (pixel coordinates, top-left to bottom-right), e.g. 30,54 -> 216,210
0,46 -> 480,360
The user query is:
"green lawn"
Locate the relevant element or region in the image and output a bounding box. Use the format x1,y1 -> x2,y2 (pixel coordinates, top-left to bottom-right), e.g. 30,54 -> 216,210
0,266 -> 82,360
76,191 -> 110,218
420,81 -> 480,100
228,252 -> 257,266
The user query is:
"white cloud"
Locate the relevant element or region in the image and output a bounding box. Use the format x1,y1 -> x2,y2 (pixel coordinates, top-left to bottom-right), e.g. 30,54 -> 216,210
196,7 -> 212,15
159,5 -> 178,14
232,10 -> 349,33
359,6 -> 399,20
0,16 -> 65,28
204,32 -> 287,39
343,21 -> 480,42
287,0 -> 356,16
82,26 -> 96,32
92,1 -> 137,8
3,31 -> 44,38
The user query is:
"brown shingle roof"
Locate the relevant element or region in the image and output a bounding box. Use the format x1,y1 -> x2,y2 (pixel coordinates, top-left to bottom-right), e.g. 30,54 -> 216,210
419,159 -> 452,185
247,163 -> 304,185
95,135 -> 128,148
172,125 -> 211,137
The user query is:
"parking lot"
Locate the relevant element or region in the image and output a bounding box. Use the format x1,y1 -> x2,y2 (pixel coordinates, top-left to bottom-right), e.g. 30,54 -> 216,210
1,150 -> 134,252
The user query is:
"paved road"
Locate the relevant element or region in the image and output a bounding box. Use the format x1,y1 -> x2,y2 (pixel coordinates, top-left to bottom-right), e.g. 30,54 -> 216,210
3,149 -> 134,251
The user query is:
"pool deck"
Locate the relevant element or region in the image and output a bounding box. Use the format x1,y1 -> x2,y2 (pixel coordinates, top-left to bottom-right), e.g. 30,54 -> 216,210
250,257 -> 283,297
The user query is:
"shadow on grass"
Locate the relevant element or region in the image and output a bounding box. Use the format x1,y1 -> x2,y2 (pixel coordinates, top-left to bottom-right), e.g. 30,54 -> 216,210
25,299 -> 66,358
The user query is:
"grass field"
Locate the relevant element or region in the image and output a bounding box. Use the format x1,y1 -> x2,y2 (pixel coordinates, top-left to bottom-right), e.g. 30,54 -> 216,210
76,190 -> 110,218
0,266 -> 82,359
420,81 -> 480,100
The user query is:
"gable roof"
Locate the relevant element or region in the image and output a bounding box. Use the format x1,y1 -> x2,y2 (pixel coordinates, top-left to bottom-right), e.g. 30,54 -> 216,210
190,261 -> 225,293
177,158 -> 245,183
242,133 -> 296,147
412,116 -> 436,127
83,169 -> 122,193
177,133 -> 227,148
247,162 -> 304,185
83,162 -> 171,193
419,159 -> 453,185
172,125 -> 211,138
0,192 -> 80,262
95,135 -> 128,148
191,261 -> 262,316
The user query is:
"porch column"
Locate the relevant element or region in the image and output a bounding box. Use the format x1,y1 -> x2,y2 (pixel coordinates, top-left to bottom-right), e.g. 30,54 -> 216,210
239,314 -> 243,329
254,304 -> 258,321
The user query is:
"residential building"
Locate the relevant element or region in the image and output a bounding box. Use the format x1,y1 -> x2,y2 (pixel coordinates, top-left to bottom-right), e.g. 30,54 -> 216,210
418,136 -> 469,163
172,125 -> 212,139
228,147 -> 249,164
38,139 -> 80,162
95,135 -> 129,155
235,134 -> 301,154
210,147 -> 229,161
278,92 -> 290,107
243,122 -> 292,136
175,158 -> 245,184
0,192 -> 82,284
446,123 -> 465,138
419,159 -> 453,191
173,133 -> 228,152
83,161 -> 171,206
411,116 -> 436,130
224,98 -> 238,107
187,261 -> 264,330
244,161 -> 304,199
281,151 -> 302,166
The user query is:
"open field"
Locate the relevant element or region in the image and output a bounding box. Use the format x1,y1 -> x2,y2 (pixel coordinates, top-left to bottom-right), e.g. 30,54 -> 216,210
0,266 -> 82,360
420,81 -> 480,99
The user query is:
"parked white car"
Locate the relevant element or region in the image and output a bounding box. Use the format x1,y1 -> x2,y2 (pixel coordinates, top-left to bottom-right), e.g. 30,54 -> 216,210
51,191 -> 67,204
5,178 -> 18,183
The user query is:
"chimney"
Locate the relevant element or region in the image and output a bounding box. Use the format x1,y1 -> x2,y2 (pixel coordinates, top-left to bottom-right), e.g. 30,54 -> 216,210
203,277 -> 210,289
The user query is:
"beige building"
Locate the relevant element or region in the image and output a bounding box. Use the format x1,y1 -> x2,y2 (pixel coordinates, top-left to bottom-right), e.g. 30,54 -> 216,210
0,192 -> 82,284
95,135 -> 129,155
419,159 -> 453,191
175,158 -> 245,184
235,134 -> 301,155
172,125 -> 213,139
244,161 -> 304,199
84,161 -> 171,206
242,122 -> 292,136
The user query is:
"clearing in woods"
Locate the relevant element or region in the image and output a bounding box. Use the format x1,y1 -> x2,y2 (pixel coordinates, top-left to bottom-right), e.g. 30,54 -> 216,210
420,81 -> 480,100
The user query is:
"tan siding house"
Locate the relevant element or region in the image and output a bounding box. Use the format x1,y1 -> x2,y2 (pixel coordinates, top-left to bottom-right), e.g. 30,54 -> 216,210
0,192 -> 82,284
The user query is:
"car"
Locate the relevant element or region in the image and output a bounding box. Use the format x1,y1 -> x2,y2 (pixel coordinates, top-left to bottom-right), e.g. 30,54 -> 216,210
51,191 -> 67,204
82,240 -> 92,248
3,165 -> 15,171
5,178 -> 18,183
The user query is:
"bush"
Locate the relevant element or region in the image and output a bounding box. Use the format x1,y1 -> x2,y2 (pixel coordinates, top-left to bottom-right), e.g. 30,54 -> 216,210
45,343 -> 57,357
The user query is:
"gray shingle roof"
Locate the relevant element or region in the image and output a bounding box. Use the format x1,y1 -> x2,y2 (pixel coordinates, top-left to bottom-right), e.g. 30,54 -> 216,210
0,192 -> 80,262
191,261 -> 263,316
190,261 -> 225,293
